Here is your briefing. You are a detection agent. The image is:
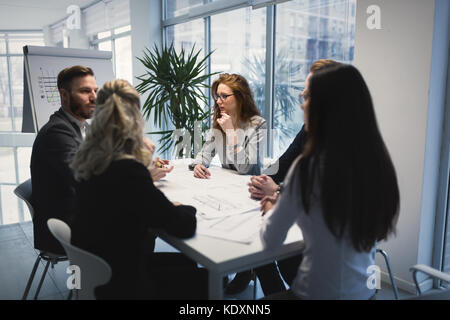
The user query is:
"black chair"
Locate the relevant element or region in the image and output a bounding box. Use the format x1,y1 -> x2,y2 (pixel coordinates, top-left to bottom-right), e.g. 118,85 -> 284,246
376,248 -> 399,299
14,179 -> 69,300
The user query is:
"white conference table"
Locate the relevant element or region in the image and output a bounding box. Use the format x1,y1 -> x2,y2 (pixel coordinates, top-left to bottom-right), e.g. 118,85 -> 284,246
153,159 -> 304,300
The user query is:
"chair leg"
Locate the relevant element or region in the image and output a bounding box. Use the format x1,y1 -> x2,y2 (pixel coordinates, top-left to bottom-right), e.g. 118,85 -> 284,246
252,270 -> 257,300
377,249 -> 399,300
33,260 -> 50,300
22,255 -> 42,300
67,290 -> 73,300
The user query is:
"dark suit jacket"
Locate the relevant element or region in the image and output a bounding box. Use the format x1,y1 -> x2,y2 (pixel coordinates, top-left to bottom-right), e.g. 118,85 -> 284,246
30,108 -> 83,254
269,125 -> 307,184
71,159 -> 197,299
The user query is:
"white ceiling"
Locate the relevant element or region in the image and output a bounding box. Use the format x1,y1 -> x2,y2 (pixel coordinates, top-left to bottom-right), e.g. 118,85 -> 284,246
0,0 -> 98,30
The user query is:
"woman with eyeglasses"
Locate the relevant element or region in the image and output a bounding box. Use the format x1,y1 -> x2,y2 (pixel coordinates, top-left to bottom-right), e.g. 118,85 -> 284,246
190,73 -> 266,178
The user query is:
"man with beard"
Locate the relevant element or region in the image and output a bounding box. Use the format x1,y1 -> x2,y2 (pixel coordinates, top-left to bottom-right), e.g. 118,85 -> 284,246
30,65 -> 98,254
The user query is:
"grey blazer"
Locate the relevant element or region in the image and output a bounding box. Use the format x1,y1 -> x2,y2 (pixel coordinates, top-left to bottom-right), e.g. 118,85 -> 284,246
191,115 -> 266,175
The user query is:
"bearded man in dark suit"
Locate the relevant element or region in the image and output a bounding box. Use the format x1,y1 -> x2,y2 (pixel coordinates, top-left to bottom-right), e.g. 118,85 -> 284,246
30,65 -> 98,254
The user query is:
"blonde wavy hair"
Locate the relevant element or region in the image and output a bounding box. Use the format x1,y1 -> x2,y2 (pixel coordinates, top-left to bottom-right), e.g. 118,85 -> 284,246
71,79 -> 152,181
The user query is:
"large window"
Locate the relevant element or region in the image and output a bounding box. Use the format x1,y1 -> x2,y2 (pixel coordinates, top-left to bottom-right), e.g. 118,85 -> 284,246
0,31 -> 44,225
273,0 -> 355,154
90,25 -> 133,83
163,0 -> 356,159
210,7 -> 267,113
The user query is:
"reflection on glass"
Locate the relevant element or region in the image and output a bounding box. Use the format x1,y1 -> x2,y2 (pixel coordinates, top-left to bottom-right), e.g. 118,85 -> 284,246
0,37 -> 6,54
115,35 -> 133,83
166,18 -> 204,54
17,147 -> 32,184
115,25 -> 131,34
273,0 -> 356,157
0,148 -> 16,183
0,57 -> 11,131
8,36 -> 44,54
1,185 -> 20,225
98,40 -> 112,52
10,57 -> 24,132
210,7 -> 266,113
97,31 -> 111,40
165,0 -> 205,19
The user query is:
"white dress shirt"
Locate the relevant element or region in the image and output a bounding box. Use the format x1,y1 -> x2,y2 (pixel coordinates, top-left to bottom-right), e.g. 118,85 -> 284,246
260,156 -> 376,300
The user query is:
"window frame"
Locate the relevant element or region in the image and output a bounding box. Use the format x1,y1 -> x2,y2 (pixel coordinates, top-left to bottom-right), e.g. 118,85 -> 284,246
89,26 -> 132,79
162,0 -> 356,159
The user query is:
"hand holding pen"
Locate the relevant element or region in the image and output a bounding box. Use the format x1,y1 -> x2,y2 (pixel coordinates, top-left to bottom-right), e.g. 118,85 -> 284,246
193,164 -> 211,179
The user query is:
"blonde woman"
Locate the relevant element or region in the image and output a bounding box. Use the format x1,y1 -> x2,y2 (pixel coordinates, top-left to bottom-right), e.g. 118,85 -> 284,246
70,79 -> 207,299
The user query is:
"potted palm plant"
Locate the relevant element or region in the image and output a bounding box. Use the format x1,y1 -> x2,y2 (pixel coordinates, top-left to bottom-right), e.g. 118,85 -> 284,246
135,43 -> 219,158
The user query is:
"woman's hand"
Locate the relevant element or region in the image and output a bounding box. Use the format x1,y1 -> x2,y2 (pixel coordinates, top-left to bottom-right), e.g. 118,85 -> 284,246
193,164 -> 211,179
260,194 -> 278,216
216,112 -> 234,132
149,157 -> 174,181
248,175 -> 278,200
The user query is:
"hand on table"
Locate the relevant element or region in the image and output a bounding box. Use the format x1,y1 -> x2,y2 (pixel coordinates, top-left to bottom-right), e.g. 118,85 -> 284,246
193,164 -> 211,179
248,175 -> 278,200
150,157 -> 173,181
260,194 -> 278,216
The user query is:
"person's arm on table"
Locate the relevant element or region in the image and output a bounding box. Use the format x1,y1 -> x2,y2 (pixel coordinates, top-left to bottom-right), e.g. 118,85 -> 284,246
268,126 -> 306,184
191,128 -> 216,179
248,175 -> 279,199
132,163 -> 197,239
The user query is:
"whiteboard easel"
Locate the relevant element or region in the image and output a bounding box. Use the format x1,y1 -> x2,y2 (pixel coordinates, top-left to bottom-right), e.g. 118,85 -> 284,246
22,45 -> 114,133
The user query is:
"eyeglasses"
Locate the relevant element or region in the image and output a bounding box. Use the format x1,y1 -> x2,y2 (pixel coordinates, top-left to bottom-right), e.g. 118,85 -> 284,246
213,93 -> 234,101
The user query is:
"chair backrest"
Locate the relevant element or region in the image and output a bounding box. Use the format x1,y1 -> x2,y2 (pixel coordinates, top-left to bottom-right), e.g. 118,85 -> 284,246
14,179 -> 34,219
47,218 -> 112,300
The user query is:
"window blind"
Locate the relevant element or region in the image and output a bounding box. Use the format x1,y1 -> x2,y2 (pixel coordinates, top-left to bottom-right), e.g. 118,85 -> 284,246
49,0 -> 130,43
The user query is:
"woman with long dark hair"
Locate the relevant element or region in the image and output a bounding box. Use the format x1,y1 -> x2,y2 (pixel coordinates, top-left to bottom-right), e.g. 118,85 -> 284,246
260,64 -> 400,299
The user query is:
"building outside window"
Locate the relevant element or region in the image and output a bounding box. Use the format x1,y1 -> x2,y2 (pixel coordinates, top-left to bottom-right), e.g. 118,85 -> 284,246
163,0 -> 356,157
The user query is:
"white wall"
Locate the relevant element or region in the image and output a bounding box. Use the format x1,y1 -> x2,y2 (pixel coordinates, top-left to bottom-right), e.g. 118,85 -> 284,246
130,0 -> 162,155
354,0 -> 449,293
0,0 -> 94,30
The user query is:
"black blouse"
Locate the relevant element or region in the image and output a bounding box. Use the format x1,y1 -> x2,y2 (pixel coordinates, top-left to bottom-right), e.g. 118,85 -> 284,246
71,158 -> 196,299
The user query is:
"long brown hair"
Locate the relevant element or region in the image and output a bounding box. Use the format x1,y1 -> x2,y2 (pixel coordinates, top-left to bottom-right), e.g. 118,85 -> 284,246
211,73 -> 260,131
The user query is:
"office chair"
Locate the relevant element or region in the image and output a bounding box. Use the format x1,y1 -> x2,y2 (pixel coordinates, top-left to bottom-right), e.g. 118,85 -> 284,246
376,248 -> 399,299
14,179 -> 69,300
407,264 -> 450,300
47,218 -> 112,300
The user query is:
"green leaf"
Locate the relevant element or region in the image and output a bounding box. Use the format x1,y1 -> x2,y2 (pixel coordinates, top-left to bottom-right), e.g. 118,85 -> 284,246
137,42 -> 221,155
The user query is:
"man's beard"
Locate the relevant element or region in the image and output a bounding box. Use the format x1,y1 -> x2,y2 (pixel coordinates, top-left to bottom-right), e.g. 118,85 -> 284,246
69,95 -> 93,120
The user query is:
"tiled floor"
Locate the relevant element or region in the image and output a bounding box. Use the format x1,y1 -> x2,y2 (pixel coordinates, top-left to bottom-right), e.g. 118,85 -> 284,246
0,221 -> 413,300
